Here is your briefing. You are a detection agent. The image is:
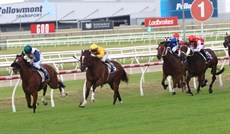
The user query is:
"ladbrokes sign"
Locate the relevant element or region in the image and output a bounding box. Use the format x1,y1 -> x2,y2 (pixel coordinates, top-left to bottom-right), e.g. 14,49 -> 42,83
144,17 -> 178,27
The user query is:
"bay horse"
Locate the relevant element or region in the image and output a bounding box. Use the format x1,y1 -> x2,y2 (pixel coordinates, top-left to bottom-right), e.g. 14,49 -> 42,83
180,45 -> 225,95
11,54 -> 67,113
223,32 -> 230,64
79,50 -> 128,107
156,41 -> 184,95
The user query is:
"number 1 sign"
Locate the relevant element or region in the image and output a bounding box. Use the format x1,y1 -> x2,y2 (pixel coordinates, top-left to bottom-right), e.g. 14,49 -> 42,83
190,0 -> 214,22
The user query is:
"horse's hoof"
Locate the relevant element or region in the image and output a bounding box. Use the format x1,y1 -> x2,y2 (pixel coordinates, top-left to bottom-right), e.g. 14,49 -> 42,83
37,103 -> 39,105
79,105 -> 85,108
209,90 -> 213,94
91,100 -> 95,103
187,91 -> 193,96
60,92 -> 67,97
172,92 -> 176,95
43,102 -> 48,105
163,85 -> 168,90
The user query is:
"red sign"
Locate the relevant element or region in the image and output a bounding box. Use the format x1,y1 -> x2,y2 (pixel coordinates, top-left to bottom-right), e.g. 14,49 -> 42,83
30,23 -> 55,34
191,0 -> 214,22
144,17 -> 178,27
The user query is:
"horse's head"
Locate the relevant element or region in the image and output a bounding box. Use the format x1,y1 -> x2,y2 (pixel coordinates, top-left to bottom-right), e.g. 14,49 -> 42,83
10,54 -> 29,74
179,45 -> 193,63
156,41 -> 170,60
223,33 -> 230,48
80,50 -> 93,72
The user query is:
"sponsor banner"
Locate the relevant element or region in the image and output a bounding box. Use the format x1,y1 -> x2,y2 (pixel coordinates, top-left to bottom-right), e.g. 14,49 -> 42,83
30,23 -> 55,34
82,21 -> 114,31
145,17 -> 178,27
160,0 -> 218,19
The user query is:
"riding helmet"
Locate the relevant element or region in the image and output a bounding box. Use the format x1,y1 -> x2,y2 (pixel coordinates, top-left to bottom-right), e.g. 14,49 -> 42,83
188,35 -> 196,42
90,43 -> 98,50
173,33 -> 180,38
24,45 -> 32,54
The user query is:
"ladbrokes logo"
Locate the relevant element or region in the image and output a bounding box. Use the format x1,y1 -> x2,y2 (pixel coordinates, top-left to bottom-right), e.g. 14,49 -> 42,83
145,17 -> 178,27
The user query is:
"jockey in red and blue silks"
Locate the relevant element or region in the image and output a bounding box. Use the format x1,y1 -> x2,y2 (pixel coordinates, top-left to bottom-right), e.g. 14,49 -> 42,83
22,45 -> 50,81
166,33 -> 184,57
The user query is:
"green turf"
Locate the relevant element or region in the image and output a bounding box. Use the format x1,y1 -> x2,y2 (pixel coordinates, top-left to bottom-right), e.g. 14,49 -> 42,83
0,67 -> 229,134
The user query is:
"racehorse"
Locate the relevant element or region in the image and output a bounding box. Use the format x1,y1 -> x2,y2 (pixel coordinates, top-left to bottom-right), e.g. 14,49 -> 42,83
79,50 -> 128,107
180,45 -> 225,95
11,54 -> 67,113
156,41 -> 184,95
223,32 -> 230,64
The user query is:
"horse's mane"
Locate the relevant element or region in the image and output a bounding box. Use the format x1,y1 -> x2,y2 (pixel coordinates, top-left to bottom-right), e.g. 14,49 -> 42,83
84,49 -> 104,63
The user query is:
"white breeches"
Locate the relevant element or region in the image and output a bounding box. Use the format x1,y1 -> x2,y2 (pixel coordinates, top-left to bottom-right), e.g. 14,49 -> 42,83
101,53 -> 108,62
194,45 -> 204,52
172,45 -> 179,52
32,55 -> 44,69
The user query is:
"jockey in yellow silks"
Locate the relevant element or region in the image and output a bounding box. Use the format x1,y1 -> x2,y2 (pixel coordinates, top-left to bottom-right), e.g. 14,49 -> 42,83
89,43 -> 116,72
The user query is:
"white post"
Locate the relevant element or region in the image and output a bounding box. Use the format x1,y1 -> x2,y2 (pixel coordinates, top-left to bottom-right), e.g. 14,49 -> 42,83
12,79 -> 21,112
50,89 -> 55,107
167,76 -> 172,92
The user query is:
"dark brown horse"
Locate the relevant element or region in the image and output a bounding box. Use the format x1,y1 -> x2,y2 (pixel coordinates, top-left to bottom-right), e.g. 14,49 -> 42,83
223,32 -> 230,64
11,54 -> 66,113
79,50 -> 128,107
156,41 -> 184,95
180,45 -> 225,95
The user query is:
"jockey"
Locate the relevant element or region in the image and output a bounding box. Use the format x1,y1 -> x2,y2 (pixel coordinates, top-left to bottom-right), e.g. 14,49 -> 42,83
165,33 -> 184,57
188,35 -> 212,62
22,45 -> 50,81
89,43 -> 116,73
173,33 -> 184,46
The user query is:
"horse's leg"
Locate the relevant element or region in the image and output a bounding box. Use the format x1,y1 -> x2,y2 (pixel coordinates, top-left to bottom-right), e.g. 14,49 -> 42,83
58,80 -> 67,97
209,67 -> 217,94
196,75 -> 203,94
161,74 -> 168,89
91,87 -> 96,103
32,91 -> 38,113
80,81 -> 91,108
186,75 -> 193,96
109,81 -> 122,104
112,81 -> 121,105
25,92 -> 32,109
41,85 -> 48,105
171,77 -> 177,95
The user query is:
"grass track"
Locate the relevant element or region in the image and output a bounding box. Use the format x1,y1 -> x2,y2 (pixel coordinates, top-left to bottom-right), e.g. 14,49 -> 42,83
0,67 -> 230,134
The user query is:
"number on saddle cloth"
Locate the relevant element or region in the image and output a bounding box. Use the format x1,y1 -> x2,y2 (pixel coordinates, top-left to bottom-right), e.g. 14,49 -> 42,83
105,61 -> 116,73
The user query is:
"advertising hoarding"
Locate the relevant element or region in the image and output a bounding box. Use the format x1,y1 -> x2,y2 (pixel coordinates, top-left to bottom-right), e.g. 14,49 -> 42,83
145,17 -> 178,27
160,0 -> 218,19
82,21 -> 114,31
30,23 -> 55,34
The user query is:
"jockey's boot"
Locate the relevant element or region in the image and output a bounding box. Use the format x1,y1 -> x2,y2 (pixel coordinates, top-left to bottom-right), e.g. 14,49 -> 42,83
39,67 -> 50,82
105,60 -> 116,73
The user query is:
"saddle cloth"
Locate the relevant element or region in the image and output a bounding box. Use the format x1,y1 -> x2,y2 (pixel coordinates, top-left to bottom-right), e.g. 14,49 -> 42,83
105,63 -> 116,73
37,70 -> 45,82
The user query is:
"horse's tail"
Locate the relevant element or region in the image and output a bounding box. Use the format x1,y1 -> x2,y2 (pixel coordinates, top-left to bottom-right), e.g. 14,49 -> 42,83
215,67 -> 225,75
121,69 -> 128,83
58,79 -> 66,88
